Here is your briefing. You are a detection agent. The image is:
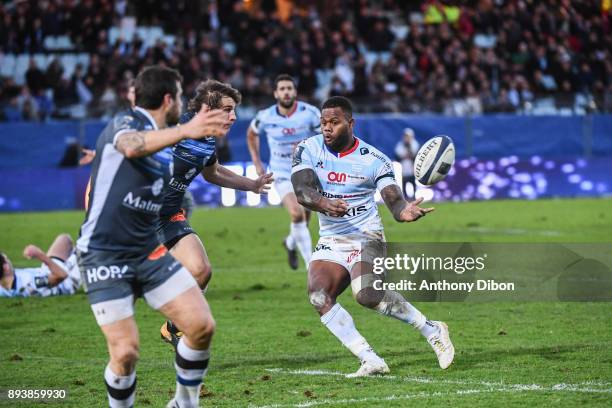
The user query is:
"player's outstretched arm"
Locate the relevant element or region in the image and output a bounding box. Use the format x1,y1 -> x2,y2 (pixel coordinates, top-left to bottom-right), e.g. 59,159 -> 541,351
116,108 -> 229,159
202,162 -> 273,193
22,245 -> 68,287
246,127 -> 265,176
380,185 -> 435,222
291,168 -> 348,216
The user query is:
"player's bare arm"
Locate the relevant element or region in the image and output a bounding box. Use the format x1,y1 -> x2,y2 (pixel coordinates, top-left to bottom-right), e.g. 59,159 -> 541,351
202,162 -> 273,193
246,127 -> 265,175
116,108 -> 229,159
291,168 -> 348,216
22,245 -> 68,286
380,185 -> 435,222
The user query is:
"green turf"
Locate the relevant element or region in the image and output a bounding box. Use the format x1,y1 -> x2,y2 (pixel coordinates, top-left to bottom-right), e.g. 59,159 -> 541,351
1,198 -> 611,407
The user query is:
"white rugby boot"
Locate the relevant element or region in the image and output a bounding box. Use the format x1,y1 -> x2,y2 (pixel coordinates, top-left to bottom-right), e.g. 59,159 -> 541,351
426,321 -> 455,369
346,357 -> 390,378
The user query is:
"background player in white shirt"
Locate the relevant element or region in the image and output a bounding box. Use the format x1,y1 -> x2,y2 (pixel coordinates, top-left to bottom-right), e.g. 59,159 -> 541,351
291,96 -> 454,377
247,74 -> 320,269
0,233 -> 80,297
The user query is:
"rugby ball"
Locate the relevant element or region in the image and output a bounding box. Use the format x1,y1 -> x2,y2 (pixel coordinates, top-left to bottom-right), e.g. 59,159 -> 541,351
414,135 -> 455,185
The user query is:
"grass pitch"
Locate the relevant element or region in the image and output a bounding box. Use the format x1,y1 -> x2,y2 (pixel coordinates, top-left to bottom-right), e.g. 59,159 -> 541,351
1,198 -> 611,407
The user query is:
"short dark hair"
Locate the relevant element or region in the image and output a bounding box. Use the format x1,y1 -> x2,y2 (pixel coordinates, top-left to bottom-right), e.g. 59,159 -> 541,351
322,96 -> 354,118
274,74 -> 297,89
187,79 -> 242,112
134,66 -> 183,109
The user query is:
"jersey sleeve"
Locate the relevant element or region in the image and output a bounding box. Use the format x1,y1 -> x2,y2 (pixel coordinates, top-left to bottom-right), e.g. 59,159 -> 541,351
309,107 -> 321,134
204,152 -> 218,167
249,110 -> 264,135
291,140 -> 315,174
373,153 -> 398,191
111,113 -> 139,147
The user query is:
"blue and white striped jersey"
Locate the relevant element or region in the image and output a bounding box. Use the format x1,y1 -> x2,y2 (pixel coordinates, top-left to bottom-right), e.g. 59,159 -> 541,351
291,134 -> 398,237
159,111 -> 216,218
250,101 -> 320,179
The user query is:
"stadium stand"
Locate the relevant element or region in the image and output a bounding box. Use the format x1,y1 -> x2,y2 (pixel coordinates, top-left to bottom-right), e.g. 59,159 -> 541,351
0,0 -> 610,121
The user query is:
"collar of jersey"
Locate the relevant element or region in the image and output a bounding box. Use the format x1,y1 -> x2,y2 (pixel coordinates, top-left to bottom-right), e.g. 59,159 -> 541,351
275,102 -> 298,118
325,137 -> 360,158
134,106 -> 159,130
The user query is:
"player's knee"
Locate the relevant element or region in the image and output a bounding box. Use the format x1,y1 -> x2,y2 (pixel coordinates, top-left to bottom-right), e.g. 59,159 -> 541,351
187,316 -> 216,343
190,261 -> 212,287
112,343 -> 139,369
308,289 -> 331,311
289,207 -> 305,223
355,287 -> 384,309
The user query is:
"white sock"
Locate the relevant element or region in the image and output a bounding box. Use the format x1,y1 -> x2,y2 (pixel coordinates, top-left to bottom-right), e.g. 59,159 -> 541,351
285,234 -> 296,250
290,222 -> 312,266
104,365 -> 136,408
175,338 -> 210,408
321,303 -> 381,363
374,290 -> 438,337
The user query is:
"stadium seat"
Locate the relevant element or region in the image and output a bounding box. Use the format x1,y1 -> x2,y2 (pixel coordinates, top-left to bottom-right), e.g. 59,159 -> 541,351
0,54 -> 16,77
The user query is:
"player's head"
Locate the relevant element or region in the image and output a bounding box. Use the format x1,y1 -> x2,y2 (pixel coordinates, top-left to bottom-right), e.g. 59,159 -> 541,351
321,96 -> 355,151
0,252 -> 13,279
134,66 -> 183,125
188,79 -> 242,134
273,74 -> 297,110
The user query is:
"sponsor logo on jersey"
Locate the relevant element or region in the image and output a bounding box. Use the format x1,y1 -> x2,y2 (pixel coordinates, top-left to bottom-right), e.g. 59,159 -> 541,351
168,178 -> 188,192
316,160 -> 324,168
360,147 -> 369,155
282,128 -> 297,135
370,150 -> 387,162
344,205 -> 368,217
327,171 -> 347,182
152,178 -> 164,196
185,167 -> 197,180
346,249 -> 362,264
85,264 -> 129,283
123,192 -> 162,213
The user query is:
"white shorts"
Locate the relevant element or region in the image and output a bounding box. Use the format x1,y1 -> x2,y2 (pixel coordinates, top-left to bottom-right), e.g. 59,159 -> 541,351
274,178 -> 295,201
311,232 -> 386,272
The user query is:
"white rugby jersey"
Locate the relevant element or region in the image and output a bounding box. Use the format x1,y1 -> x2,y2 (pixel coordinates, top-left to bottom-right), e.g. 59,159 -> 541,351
0,254 -> 80,297
250,101 -> 321,179
292,134 -> 397,237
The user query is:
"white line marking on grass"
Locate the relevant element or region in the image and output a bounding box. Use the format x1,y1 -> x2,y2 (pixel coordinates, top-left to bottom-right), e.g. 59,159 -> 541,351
266,368 -> 612,392
464,227 -> 562,236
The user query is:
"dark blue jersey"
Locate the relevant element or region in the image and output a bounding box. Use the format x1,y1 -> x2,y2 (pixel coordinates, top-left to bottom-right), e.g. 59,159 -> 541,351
159,111 -> 217,218
77,107 -> 171,259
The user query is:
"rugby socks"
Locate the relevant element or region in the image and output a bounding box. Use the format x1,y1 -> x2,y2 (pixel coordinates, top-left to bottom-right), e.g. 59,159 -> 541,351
285,234 -> 296,250
174,338 -> 210,408
374,290 -> 439,337
104,364 -> 136,408
290,221 -> 312,266
321,303 -> 381,363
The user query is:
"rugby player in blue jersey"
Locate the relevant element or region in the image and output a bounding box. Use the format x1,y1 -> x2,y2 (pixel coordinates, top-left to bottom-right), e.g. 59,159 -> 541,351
291,96 -> 454,377
247,74 -> 320,269
159,79 -> 273,347
76,66 -> 231,408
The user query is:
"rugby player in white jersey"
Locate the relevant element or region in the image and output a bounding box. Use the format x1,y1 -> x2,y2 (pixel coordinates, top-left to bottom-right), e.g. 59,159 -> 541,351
247,74 -> 320,269
0,233 -> 80,297
291,96 -> 454,377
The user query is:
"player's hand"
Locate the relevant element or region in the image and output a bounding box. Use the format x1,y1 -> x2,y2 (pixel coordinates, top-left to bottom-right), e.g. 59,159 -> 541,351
398,197 -> 434,222
254,162 -> 266,176
252,172 -> 274,194
322,198 -> 349,217
79,148 -> 96,166
23,245 -> 45,260
181,106 -> 229,139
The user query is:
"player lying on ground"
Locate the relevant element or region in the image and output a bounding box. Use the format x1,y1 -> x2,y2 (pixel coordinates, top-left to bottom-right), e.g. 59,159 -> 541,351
0,233 -> 80,297
291,96 -> 455,377
76,66 -> 230,408
247,74 -> 320,269
159,79 -> 273,347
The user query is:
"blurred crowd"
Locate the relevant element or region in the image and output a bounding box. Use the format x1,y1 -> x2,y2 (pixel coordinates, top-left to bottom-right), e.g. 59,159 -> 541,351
0,0 -> 611,121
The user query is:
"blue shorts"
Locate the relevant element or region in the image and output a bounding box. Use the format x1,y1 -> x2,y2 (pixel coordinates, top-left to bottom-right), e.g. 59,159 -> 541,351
77,249 -> 197,326
157,210 -> 195,249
